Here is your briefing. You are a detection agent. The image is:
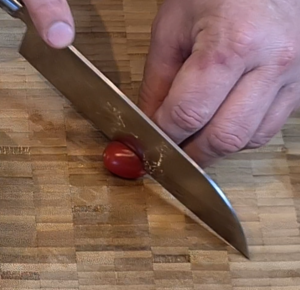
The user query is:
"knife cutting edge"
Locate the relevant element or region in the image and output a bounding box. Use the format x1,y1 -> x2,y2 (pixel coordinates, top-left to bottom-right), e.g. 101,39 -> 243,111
0,0 -> 250,258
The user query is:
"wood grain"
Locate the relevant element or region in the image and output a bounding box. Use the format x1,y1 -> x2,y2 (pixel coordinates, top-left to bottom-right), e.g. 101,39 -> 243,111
0,0 -> 300,289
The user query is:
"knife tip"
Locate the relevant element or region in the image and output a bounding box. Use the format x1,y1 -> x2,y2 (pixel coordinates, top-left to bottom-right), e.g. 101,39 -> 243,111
232,238 -> 250,260
240,248 -> 250,260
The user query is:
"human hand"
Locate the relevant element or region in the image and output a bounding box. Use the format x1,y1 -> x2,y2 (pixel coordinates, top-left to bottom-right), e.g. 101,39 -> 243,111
138,0 -> 300,168
23,0 -> 74,48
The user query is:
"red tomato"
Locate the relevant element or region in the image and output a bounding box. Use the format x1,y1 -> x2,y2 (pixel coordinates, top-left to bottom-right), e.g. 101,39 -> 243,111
103,141 -> 146,179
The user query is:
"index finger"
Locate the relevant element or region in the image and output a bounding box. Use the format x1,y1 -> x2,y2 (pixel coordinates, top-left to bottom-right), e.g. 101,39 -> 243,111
138,3 -> 190,118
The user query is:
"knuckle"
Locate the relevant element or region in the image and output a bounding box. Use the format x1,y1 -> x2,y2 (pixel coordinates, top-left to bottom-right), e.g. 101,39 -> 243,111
295,98 -> 300,111
171,101 -> 209,133
139,80 -> 152,105
150,18 -> 159,39
138,81 -> 159,117
264,44 -> 298,77
228,25 -> 258,57
246,140 -> 264,149
189,47 -> 243,73
150,14 -> 167,43
274,44 -> 298,68
247,133 -> 275,149
209,49 -> 238,67
207,128 -> 249,157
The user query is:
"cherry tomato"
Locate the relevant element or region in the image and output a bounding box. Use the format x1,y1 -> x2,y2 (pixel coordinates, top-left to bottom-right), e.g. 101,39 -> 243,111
103,141 -> 146,179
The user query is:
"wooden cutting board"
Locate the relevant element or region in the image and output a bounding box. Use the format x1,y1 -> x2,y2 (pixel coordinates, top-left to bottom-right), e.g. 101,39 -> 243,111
0,1 -> 300,289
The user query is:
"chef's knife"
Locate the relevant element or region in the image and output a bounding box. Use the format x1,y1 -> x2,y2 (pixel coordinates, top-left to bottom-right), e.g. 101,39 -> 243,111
0,0 -> 249,258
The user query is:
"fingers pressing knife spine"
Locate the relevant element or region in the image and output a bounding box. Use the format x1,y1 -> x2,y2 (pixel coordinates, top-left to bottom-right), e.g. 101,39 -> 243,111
23,0 -> 75,48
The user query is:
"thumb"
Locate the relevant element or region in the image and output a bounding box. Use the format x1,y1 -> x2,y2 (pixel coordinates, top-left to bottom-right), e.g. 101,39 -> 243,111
138,9 -> 189,118
23,0 -> 75,49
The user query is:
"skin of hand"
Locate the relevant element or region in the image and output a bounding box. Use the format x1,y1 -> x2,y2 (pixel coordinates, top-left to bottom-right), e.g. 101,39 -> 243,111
138,0 -> 300,168
22,0 -> 75,48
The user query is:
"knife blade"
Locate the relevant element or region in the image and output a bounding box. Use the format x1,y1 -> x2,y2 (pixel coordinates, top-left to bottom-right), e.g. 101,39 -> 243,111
0,0 -> 249,258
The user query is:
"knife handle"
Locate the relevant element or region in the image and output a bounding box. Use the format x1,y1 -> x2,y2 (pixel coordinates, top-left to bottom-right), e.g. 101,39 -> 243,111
0,0 -> 22,16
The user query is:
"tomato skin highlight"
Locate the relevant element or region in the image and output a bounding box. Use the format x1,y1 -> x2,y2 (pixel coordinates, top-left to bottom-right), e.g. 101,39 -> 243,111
103,141 -> 146,179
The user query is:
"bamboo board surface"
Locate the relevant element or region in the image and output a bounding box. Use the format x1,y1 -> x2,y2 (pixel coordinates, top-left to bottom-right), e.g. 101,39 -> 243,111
0,0 -> 300,289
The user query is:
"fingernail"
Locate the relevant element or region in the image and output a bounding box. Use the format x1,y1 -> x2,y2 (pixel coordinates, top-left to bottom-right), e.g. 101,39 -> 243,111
47,22 -> 74,48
